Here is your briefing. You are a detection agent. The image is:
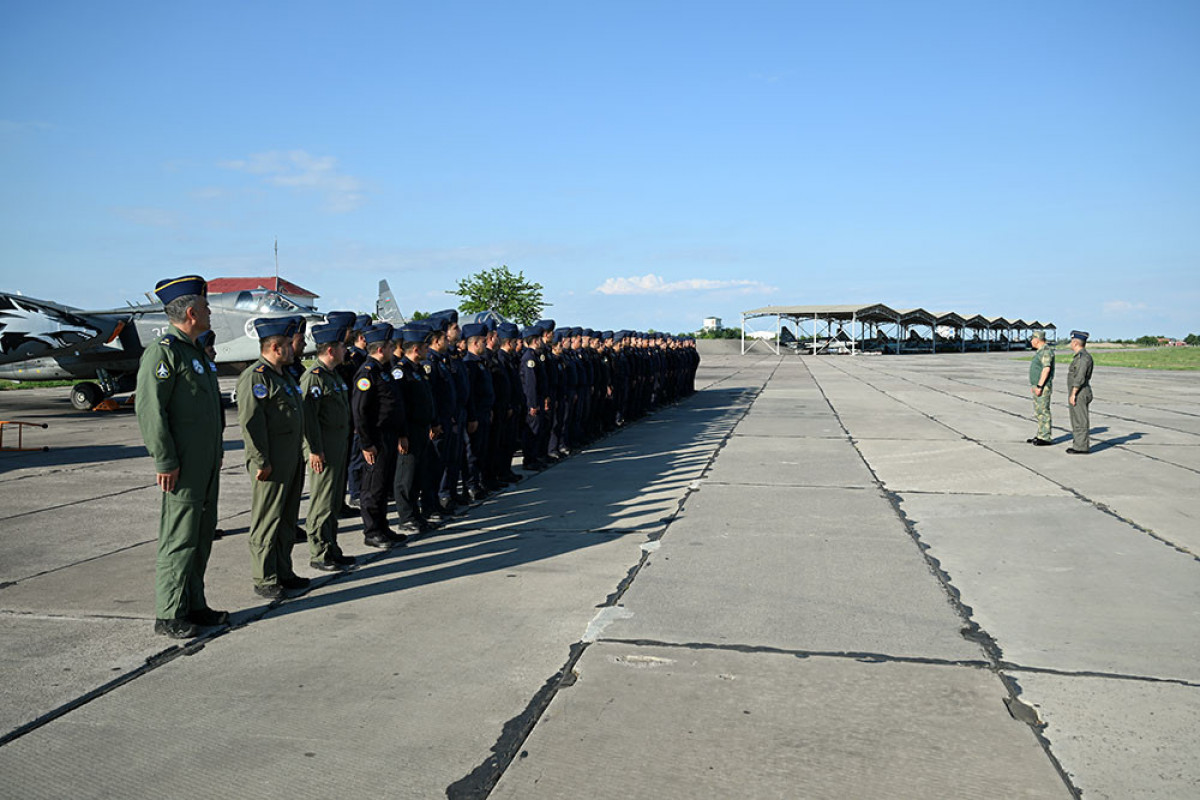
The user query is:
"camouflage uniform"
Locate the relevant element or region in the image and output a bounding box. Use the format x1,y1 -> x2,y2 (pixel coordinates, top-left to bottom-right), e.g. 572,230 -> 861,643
135,325 -> 224,621
1030,344 -> 1055,441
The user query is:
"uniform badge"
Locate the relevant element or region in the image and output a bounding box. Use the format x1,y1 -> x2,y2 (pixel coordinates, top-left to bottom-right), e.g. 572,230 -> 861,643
155,361 -> 170,380
539,354 -> 546,362
423,363 -> 432,374
208,361 -> 217,372
393,368 -> 404,380
526,359 -> 535,368
310,386 -> 322,399
357,378 -> 371,391
252,383 -> 269,399
192,358 -> 204,374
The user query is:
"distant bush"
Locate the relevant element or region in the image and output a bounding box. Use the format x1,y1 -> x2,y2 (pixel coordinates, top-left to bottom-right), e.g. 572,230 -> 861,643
1186,333 -> 1200,346
1135,335 -> 1164,347
696,327 -> 741,340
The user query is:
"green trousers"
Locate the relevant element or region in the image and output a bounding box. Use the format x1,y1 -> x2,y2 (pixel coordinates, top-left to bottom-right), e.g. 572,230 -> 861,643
155,461 -> 219,619
1033,388 -> 1052,441
248,456 -> 303,587
306,437 -> 349,561
1070,386 -> 1093,451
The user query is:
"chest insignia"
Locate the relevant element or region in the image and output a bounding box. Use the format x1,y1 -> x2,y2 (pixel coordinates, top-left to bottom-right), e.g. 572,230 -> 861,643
357,377 -> 372,391
252,383 -> 269,399
310,385 -> 322,399
208,361 -> 217,372
539,354 -> 546,362
423,363 -> 432,375
155,361 -> 170,380
393,368 -> 404,380
192,358 -> 204,374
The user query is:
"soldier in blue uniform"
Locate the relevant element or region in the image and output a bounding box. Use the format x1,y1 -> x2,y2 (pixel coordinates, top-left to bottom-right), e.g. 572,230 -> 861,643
491,322 -> 524,485
392,323 -> 436,533
343,313 -> 373,513
351,323 -> 408,548
136,275 -> 227,638
518,324 -> 549,471
461,322 -> 495,501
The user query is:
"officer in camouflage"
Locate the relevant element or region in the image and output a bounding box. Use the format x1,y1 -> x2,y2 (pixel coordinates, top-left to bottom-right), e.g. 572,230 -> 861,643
136,275 -> 227,639
1027,330 -> 1055,446
237,316 -> 311,599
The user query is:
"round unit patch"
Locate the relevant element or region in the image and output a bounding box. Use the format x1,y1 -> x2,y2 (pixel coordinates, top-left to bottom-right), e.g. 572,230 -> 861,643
423,363 -> 432,374
526,359 -> 535,368
392,368 -> 404,380
252,383 -> 269,399
192,358 -> 204,374
310,386 -> 322,398
357,378 -> 372,391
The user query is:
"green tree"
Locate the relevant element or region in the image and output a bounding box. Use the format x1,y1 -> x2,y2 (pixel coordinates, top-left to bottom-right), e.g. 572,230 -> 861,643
1185,333 -> 1199,346
1135,335 -> 1163,347
410,310 -> 431,321
449,265 -> 547,325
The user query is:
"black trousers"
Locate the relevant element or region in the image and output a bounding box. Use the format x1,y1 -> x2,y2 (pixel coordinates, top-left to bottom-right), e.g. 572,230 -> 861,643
359,430 -> 398,538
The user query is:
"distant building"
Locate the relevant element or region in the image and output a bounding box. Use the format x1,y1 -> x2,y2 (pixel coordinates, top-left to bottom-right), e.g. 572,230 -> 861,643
207,277 -> 319,309
702,316 -> 722,332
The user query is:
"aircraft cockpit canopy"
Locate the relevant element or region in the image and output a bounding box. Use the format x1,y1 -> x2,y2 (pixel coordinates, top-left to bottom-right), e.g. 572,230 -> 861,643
215,290 -> 312,314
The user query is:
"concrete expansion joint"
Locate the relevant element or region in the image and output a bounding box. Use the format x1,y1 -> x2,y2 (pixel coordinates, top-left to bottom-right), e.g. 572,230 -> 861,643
0,483 -> 154,523
599,636 -> 995,670
999,662 -> 1200,689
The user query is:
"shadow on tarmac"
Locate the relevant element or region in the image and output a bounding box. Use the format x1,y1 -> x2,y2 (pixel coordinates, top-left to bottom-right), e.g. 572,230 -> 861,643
262,387 -> 755,622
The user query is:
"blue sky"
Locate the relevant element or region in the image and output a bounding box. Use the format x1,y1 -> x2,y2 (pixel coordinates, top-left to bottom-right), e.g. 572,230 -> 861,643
2,1 -> 1197,337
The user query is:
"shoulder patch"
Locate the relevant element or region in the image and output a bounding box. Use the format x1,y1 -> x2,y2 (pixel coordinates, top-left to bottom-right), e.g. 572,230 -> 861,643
423,363 -> 432,374
309,385 -> 322,399
155,361 -> 170,380
392,367 -> 404,380
357,377 -> 372,391
254,364 -> 266,373
252,383 -> 269,399
158,333 -> 177,347
526,359 -> 536,368
312,366 -> 323,374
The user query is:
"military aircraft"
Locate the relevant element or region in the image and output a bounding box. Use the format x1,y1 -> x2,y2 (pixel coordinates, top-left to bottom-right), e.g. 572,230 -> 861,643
0,288 -> 325,409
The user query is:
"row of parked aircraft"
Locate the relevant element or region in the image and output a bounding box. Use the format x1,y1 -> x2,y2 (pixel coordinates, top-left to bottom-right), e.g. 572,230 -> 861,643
0,281 -> 405,409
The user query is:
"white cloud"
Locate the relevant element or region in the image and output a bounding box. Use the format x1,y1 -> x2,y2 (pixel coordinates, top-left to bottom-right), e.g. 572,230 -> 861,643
1102,300 -> 1148,314
595,273 -> 777,296
219,149 -> 366,213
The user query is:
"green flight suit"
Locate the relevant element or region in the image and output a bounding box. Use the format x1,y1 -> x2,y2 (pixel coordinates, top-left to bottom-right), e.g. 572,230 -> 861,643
1068,349 -> 1095,451
1030,345 -> 1055,441
301,362 -> 351,562
135,324 -> 224,620
237,358 -> 305,588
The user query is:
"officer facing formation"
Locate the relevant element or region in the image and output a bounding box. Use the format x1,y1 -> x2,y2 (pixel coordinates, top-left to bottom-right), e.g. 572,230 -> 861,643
1027,330 -> 1055,446
236,316 -> 311,599
1066,330 -> 1094,454
136,275 -> 227,638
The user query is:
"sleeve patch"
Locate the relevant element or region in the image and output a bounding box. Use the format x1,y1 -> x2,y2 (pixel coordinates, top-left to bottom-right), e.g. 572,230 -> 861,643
526,359 -> 536,368
252,383 -> 269,399
357,377 -> 372,391
155,361 -> 170,380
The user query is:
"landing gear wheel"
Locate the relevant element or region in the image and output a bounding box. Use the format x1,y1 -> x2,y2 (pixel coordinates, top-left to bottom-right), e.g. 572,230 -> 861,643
70,382 -> 104,411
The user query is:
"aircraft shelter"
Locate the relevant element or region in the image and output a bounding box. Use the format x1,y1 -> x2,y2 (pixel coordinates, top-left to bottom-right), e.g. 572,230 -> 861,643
739,304 -> 1055,356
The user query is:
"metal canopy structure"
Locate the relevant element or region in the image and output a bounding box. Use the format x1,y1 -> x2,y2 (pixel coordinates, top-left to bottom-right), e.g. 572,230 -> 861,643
741,303 -> 1054,356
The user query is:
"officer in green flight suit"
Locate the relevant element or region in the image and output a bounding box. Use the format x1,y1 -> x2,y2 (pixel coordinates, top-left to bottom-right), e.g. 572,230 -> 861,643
237,316 -> 311,599
300,320 -> 357,571
1066,330 -> 1095,454
135,275 -> 228,639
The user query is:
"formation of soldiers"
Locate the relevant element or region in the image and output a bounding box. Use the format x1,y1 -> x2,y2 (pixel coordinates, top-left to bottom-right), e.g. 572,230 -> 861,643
136,275 -> 700,638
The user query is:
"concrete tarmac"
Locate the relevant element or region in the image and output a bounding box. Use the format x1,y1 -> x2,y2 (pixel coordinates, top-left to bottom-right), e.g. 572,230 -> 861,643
0,352 -> 1197,799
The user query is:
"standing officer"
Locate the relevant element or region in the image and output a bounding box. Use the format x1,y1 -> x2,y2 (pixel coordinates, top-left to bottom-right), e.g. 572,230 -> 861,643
393,323 -> 436,533
301,321 -> 356,571
1066,331 -> 1094,454
518,324 -> 548,471
461,321 -> 495,501
343,313 -> 373,513
136,275 -> 226,638
237,316 -> 310,599
352,323 -> 409,547
1027,331 -> 1055,446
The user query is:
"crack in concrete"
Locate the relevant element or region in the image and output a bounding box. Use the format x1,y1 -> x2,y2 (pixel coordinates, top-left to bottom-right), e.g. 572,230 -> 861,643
800,357 -> 1083,800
